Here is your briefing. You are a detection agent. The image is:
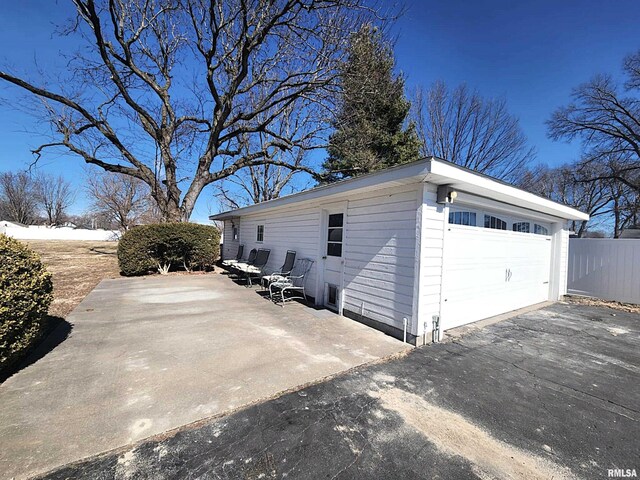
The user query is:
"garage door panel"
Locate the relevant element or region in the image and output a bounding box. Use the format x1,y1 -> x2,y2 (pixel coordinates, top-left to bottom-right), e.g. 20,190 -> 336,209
442,226 -> 551,330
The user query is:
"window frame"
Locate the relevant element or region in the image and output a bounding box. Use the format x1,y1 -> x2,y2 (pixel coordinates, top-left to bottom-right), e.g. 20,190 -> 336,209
534,224 -> 549,236
448,205 -> 551,236
448,210 -> 477,226
326,213 -> 344,258
256,224 -> 264,242
512,221 -> 531,233
484,214 -> 508,230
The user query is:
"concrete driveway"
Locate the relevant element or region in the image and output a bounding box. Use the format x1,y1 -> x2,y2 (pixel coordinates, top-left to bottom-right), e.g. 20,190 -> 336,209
0,273 -> 408,479
37,302 -> 640,480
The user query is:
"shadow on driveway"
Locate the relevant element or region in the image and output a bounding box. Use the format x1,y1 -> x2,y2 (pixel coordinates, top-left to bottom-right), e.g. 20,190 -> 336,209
0,316 -> 72,384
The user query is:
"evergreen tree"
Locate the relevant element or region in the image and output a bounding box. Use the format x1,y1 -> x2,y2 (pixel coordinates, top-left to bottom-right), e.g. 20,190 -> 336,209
322,25 -> 421,181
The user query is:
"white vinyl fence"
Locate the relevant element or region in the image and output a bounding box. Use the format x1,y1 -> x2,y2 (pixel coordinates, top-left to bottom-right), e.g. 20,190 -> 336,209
567,238 -> 640,304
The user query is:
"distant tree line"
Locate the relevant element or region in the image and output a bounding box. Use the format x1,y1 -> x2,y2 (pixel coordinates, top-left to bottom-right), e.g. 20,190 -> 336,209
0,169 -> 159,231
0,172 -> 74,226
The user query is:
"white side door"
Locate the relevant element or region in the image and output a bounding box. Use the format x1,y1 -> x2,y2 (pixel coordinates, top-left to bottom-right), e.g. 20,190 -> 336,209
322,209 -> 345,311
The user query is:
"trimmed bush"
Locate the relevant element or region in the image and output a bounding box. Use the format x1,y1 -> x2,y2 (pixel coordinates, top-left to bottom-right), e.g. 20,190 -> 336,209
0,234 -> 53,373
118,223 -> 221,276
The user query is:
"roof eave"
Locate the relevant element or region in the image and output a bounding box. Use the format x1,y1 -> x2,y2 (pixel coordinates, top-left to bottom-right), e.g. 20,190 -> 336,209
209,159 -> 432,220
209,157 -> 590,223
427,159 -> 590,222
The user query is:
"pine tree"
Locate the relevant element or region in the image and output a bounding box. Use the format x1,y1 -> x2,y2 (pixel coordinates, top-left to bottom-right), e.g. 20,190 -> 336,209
322,25 -> 421,181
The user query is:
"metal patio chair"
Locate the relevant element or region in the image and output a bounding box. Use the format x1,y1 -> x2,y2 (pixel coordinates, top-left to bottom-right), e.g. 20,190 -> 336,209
231,248 -> 257,272
261,250 -> 296,290
269,258 -> 314,306
222,244 -> 244,267
235,248 -> 271,287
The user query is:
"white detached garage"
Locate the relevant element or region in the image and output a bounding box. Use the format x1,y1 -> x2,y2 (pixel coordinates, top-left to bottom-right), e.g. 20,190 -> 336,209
210,158 -> 588,344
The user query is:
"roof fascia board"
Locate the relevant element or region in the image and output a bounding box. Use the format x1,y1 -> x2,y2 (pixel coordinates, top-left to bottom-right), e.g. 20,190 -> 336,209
428,159 -> 589,221
210,157 -> 589,222
452,192 -> 565,223
210,160 -> 431,220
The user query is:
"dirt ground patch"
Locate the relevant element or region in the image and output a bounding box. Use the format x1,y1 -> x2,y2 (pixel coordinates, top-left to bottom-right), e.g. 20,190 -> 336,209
26,240 -> 120,318
370,386 -> 577,480
564,294 -> 640,314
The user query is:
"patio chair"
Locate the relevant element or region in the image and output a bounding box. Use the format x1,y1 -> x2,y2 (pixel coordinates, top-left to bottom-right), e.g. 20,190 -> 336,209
231,248 -> 257,271
235,248 -> 271,287
269,258 -> 314,306
261,250 -> 296,290
221,244 -> 244,267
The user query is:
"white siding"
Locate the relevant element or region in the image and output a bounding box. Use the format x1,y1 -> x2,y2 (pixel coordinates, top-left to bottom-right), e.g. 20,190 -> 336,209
342,184 -> 420,332
568,238 -> 640,304
418,185 -> 446,336
238,205 -> 321,293
222,220 -> 240,261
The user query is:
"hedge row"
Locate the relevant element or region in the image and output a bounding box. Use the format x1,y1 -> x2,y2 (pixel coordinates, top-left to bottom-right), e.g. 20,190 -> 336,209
0,235 -> 53,373
118,223 -> 220,276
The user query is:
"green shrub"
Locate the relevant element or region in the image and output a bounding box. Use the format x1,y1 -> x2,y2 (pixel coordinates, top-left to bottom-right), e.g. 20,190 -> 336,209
118,223 -> 221,276
0,235 -> 53,373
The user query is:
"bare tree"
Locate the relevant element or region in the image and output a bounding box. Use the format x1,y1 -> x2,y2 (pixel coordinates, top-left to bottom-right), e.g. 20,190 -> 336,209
608,178 -> 639,237
216,154 -> 308,209
0,171 -> 38,224
413,82 -> 535,182
214,103 -> 323,208
35,173 -> 75,225
548,50 -> 640,194
519,162 -> 612,237
0,0 -> 377,222
86,171 -> 153,230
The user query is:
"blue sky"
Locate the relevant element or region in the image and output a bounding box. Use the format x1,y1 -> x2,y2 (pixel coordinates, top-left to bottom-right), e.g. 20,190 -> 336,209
0,0 -> 638,222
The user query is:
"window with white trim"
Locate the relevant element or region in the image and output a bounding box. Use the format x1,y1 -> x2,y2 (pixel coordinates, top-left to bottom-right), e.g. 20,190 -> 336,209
233,226 -> 239,240
512,221 -> 530,233
326,213 -> 343,257
484,215 -> 507,230
448,206 -> 551,236
256,224 -> 264,242
534,224 -> 549,235
449,211 -> 477,226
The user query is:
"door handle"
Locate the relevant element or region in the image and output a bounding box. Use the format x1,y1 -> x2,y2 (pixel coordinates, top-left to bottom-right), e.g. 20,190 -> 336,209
322,256 -> 327,260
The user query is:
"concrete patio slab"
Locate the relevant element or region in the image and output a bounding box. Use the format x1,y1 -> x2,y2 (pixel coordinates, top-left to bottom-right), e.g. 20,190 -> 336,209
0,272 -> 409,479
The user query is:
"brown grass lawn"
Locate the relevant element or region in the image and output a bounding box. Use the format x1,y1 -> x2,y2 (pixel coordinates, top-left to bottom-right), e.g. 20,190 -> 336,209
26,241 -> 120,319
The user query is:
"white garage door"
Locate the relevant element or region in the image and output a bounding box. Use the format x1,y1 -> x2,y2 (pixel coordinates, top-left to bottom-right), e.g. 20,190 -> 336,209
441,223 -> 552,330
